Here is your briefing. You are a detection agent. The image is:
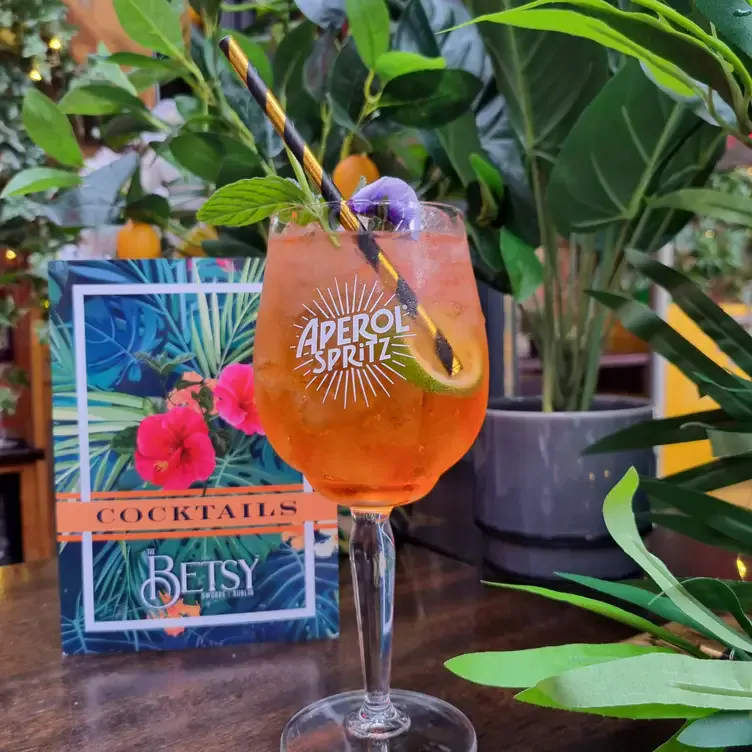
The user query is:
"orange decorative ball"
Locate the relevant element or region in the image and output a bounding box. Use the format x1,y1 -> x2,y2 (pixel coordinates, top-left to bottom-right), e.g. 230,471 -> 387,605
333,154 -> 380,199
116,221 -> 162,260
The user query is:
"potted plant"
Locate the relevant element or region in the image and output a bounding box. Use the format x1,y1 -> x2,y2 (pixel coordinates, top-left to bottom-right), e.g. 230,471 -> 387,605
429,0 -> 743,578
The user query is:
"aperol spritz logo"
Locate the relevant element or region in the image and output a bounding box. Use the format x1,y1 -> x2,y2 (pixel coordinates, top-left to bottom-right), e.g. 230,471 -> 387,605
293,277 -> 414,406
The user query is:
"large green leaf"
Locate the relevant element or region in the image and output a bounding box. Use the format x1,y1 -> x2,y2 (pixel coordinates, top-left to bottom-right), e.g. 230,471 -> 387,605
468,0 -> 608,171
584,408 -> 728,454
345,0 -> 390,68
499,228 -> 542,302
328,37 -> 369,132
461,0 -> 732,103
538,652 -> 752,712
38,152 -> 139,228
196,176 -> 305,226
446,643 -> 670,688
169,133 -> 222,182
0,168 -> 82,199
516,685 -> 714,719
670,577 -> 752,639
709,428 -> 752,458
59,83 -> 148,116
648,511 -> 752,557
558,573 -> 712,638
22,89 -> 83,169
652,187 -> 752,226
627,249 -> 752,377
606,469 -> 752,654
379,69 -> 483,128
548,61 -> 720,235
692,0 -> 752,60
680,711 -> 752,748
113,0 -> 184,58
663,453 -> 752,493
487,582 -> 704,655
657,723 -> 721,752
374,51 -> 446,82
642,476 -> 752,556
589,291 -> 752,419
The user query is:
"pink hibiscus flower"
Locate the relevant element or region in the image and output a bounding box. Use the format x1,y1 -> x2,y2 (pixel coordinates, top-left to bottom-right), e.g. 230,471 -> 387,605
214,363 -> 264,436
134,407 -> 216,489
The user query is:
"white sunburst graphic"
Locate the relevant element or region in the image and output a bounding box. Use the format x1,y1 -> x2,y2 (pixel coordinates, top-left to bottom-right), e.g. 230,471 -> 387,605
292,276 -> 416,407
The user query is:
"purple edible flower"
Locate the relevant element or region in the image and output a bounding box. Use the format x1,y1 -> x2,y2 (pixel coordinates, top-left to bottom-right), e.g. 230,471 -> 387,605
349,177 -> 420,232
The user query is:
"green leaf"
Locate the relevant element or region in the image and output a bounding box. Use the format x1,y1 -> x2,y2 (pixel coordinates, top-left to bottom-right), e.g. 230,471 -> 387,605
659,722 -> 721,751
693,0 -> 752,60
642,476 -> 752,559
499,229 -> 543,303
125,194 -> 171,224
113,0 -> 184,58
0,168 -> 82,198
470,152 -> 504,199
515,685 -> 714,720
589,291 -> 752,420
273,20 -> 316,92
627,250 -> 752,378
379,69 -> 483,128
461,0 -> 731,104
680,711 -> 752,748
329,37 -> 370,132
538,652 -> 752,713
106,51 -> 183,71
670,577 -> 752,639
59,83 -> 148,116
709,428 -> 752,458
22,89 -> 83,168
662,454 -> 752,494
558,573 -> 712,638
446,643 -> 670,688
548,60 -> 722,235
40,152 -> 140,228
169,133 -> 222,182
197,176 -> 305,227
605,469 -> 752,655
374,50 -> 446,82
468,0 -> 608,169
584,408 -> 727,455
345,0 -> 390,69
652,187 -> 752,226
110,425 -> 138,455
488,582 -> 704,656
221,30 -> 273,87
648,512 -> 752,557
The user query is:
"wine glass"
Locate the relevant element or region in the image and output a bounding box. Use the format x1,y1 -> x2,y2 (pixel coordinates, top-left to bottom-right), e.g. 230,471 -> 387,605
254,202 -> 489,751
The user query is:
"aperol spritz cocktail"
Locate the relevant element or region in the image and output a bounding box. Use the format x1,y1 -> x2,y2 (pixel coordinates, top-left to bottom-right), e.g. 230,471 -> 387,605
254,203 -> 488,752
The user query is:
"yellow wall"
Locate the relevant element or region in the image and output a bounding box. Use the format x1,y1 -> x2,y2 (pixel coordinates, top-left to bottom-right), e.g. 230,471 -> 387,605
662,302 -> 752,508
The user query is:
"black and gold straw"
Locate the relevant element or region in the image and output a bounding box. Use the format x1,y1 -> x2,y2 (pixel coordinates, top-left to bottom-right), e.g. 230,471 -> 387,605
219,35 -> 461,377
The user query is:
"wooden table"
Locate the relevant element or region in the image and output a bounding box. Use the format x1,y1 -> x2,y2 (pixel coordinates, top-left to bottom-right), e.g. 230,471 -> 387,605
0,547 -> 679,752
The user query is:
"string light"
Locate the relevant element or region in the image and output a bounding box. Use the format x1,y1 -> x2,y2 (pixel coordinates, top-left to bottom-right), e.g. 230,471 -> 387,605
28,68 -> 42,82
4,250 -> 16,261
738,555 -> 748,580
704,230 -> 716,239
48,36 -> 62,51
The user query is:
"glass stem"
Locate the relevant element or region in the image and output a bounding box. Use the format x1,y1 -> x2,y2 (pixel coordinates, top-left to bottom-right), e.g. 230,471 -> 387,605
346,509 -> 409,740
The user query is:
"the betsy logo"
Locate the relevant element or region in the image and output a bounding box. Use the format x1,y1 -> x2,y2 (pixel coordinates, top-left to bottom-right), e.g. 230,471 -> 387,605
140,549 -> 259,610
294,277 -> 414,406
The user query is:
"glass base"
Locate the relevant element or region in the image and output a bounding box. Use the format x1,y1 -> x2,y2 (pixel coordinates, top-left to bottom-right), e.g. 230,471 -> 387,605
280,690 -> 477,752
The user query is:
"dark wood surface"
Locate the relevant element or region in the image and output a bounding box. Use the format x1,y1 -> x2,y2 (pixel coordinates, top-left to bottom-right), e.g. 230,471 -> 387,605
0,548 -> 680,752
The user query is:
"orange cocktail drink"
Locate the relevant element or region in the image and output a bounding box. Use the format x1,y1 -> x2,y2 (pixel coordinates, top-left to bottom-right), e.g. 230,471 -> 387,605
254,206 -> 488,508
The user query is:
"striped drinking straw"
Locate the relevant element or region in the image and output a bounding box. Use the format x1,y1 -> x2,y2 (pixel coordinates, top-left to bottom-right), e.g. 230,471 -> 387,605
218,35 -> 462,378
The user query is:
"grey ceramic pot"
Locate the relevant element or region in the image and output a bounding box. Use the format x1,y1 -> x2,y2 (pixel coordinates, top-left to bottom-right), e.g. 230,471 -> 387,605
473,396 -> 655,580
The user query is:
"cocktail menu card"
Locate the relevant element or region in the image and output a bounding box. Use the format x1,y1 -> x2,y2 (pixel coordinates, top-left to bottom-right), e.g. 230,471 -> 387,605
50,259 -> 339,654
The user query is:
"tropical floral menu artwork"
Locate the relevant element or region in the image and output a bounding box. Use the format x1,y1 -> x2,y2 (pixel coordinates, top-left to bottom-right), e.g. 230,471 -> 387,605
50,259 -> 339,654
